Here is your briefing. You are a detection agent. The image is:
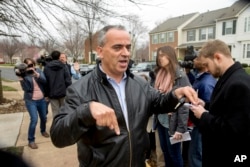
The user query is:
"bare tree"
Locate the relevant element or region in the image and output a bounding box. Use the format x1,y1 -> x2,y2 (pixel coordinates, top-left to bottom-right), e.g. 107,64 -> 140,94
0,0 -> 149,39
123,14 -> 149,60
0,38 -> 24,64
58,18 -> 85,61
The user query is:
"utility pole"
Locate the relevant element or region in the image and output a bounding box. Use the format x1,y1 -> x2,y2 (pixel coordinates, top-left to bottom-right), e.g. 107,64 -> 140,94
87,19 -> 94,64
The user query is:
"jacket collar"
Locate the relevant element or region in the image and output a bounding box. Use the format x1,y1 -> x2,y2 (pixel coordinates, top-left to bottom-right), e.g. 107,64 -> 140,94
94,60 -> 134,85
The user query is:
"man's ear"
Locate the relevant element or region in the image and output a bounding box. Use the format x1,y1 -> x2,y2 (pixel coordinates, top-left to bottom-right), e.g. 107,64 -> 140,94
97,46 -> 103,58
213,52 -> 222,62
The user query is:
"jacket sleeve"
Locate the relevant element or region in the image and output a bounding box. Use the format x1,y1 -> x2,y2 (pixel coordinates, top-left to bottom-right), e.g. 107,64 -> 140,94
50,84 -> 96,148
174,71 -> 190,133
64,66 -> 72,87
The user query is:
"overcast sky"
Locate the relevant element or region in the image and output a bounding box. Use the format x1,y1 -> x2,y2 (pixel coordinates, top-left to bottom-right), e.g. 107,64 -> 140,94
114,0 -> 238,30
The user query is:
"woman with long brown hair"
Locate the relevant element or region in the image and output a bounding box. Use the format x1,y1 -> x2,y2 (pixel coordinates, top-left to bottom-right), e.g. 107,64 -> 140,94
153,46 -> 190,167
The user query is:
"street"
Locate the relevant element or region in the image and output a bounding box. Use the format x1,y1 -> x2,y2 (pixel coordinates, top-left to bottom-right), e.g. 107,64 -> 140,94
0,67 -> 19,81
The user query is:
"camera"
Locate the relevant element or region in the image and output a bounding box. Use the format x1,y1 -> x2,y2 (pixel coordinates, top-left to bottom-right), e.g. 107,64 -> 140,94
179,45 -> 197,69
14,63 -> 34,77
36,55 -> 52,66
14,63 -> 28,77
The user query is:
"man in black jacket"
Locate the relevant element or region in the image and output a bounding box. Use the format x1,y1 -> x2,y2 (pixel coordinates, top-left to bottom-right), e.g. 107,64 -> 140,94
190,39 -> 250,167
44,50 -> 72,117
50,25 -> 198,167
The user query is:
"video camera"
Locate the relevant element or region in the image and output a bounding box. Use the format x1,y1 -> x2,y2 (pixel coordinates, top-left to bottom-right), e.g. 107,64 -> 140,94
36,55 -> 52,66
14,63 -> 34,77
179,45 -> 197,69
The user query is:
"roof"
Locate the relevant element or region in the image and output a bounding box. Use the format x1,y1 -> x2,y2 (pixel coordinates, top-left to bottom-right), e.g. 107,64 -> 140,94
183,8 -> 228,29
178,42 -> 206,49
149,13 -> 198,34
183,1 -> 250,30
217,0 -> 250,20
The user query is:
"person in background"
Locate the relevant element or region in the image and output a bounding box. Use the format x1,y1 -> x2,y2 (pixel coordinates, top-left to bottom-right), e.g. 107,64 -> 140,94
44,50 -> 72,117
59,53 -> 81,81
139,74 -> 157,166
18,58 -> 49,149
154,45 -> 191,167
188,54 -> 217,167
190,39 -> 250,167
50,25 -> 198,166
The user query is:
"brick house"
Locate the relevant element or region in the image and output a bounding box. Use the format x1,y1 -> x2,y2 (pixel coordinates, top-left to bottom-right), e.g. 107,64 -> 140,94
84,32 -> 99,64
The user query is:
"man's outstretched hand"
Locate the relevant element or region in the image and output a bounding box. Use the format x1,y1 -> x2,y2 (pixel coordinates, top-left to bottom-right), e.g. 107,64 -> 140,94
174,86 -> 198,105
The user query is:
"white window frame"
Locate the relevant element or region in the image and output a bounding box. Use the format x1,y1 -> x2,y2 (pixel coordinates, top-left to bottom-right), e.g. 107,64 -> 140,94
152,34 -> 158,44
225,21 -> 233,34
199,28 -> 206,40
160,33 -> 166,43
243,43 -> 250,58
187,30 -> 196,42
167,32 -> 174,42
244,16 -> 250,32
207,27 -> 215,39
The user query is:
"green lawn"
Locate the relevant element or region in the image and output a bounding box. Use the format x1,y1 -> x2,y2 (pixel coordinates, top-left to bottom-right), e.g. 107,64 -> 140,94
0,146 -> 24,156
3,85 -> 17,91
244,67 -> 250,74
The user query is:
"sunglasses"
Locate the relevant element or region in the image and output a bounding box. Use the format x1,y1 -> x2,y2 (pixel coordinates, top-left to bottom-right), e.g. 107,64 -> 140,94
27,64 -> 34,68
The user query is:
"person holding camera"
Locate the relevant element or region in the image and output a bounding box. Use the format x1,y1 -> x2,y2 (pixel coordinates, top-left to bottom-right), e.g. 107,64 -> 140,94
18,58 -> 50,149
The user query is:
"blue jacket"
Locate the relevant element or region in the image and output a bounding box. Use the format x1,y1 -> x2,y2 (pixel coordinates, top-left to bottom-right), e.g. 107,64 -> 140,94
192,72 -> 217,103
20,68 -> 47,100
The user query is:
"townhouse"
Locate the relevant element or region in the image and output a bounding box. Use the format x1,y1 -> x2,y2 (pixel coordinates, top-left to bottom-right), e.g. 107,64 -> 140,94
149,1 -> 250,64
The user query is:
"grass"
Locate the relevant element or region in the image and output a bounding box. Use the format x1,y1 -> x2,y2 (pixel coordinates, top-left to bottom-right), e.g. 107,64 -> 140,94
2,85 -> 17,91
244,67 -> 250,74
0,146 -> 24,157
1,78 -> 14,82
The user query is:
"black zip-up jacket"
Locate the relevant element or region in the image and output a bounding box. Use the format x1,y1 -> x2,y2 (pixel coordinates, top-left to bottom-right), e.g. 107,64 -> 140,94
43,60 -> 72,98
50,63 -> 181,167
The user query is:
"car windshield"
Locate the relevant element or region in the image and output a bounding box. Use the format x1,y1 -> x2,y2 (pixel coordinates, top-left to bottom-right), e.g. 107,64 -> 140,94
88,64 -> 96,69
135,63 -> 148,68
80,64 -> 88,68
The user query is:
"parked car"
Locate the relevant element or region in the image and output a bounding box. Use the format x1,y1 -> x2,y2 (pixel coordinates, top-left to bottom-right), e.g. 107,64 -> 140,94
130,62 -> 156,73
79,64 -> 96,76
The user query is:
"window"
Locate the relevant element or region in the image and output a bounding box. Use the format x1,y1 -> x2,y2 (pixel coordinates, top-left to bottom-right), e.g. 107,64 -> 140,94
152,34 -> 158,44
243,43 -> 250,58
208,27 -> 215,39
187,30 -> 196,42
167,32 -> 174,42
244,16 -> 250,32
199,28 -> 206,40
222,20 -> 236,35
159,33 -> 166,43
152,51 -> 157,61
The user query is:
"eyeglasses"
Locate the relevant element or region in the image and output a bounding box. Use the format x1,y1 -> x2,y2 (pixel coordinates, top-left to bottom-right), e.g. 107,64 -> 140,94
27,64 -> 34,68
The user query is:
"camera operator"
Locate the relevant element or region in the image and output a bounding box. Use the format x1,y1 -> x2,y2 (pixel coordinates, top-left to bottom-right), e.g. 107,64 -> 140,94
179,46 -> 197,85
18,58 -> 50,149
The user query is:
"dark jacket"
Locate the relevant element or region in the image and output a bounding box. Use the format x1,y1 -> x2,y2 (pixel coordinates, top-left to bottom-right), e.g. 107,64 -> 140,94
43,60 -> 72,99
199,62 -> 250,167
50,64 -> 181,167
152,68 -> 190,134
20,68 -> 47,100
169,69 -> 191,135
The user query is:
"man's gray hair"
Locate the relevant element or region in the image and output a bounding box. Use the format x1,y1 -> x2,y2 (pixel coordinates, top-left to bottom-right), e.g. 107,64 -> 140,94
98,25 -> 127,46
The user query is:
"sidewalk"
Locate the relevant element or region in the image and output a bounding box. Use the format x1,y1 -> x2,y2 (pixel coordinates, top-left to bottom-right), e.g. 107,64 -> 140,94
0,81 -> 78,167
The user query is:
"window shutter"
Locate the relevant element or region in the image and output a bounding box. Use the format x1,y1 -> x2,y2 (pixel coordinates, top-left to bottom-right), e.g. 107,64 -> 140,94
222,22 -> 225,35
233,20 -> 236,34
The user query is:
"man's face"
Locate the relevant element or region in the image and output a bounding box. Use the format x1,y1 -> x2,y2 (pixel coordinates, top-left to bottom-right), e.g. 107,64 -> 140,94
199,55 -> 221,78
59,54 -> 67,64
97,29 -> 131,78
193,56 -> 205,71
